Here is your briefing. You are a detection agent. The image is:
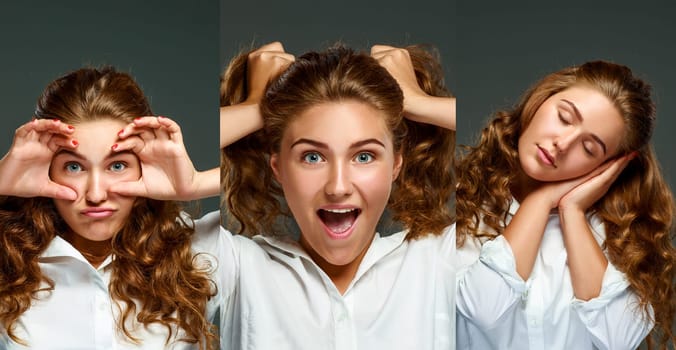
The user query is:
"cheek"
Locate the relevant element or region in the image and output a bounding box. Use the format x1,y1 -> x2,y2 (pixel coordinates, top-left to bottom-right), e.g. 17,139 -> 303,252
353,166 -> 393,206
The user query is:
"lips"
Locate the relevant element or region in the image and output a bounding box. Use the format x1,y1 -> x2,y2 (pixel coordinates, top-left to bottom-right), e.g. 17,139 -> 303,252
537,145 -> 556,167
81,207 -> 116,218
317,207 -> 361,239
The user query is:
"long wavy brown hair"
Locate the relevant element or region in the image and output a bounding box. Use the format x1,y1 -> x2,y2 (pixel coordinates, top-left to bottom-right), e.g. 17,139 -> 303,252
0,67 -> 216,349
456,61 -> 675,349
221,44 -> 454,240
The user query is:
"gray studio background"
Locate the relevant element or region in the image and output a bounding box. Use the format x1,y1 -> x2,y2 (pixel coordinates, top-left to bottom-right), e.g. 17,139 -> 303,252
220,0 -> 455,237
0,1 -> 220,212
455,2 -> 676,346
456,1 -> 676,207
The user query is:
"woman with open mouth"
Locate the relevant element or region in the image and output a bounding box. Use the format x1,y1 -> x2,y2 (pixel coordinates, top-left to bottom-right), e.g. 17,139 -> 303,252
220,42 -> 455,349
0,67 -> 221,349
455,61 -> 675,349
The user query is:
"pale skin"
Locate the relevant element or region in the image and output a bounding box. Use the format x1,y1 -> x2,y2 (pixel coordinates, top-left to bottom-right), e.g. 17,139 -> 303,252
0,116 -> 219,268
220,42 -> 453,293
504,88 -> 632,301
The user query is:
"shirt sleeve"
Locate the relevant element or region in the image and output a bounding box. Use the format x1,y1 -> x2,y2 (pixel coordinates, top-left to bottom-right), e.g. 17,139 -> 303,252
570,262 -> 654,350
456,235 -> 526,329
189,211 -> 239,319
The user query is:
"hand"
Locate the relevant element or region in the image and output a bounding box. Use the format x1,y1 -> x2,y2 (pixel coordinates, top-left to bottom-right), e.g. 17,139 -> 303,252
0,119 -> 78,199
244,41 -> 295,104
371,44 -> 455,130
109,116 -> 209,201
558,153 -> 634,213
532,154 -> 633,210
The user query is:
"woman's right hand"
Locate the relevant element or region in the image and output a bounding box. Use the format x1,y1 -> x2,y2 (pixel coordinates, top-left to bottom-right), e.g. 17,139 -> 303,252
243,41 -> 295,104
220,42 -> 294,148
531,155 -> 631,210
0,119 -> 78,199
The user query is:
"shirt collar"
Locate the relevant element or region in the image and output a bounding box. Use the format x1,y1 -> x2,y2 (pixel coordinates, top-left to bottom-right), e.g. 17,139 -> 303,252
40,235 -> 114,271
253,230 -> 408,282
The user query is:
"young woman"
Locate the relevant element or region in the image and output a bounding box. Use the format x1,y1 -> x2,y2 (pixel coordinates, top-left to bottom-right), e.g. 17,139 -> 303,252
219,42 -> 455,349
0,67 -> 222,349
455,61 -> 675,349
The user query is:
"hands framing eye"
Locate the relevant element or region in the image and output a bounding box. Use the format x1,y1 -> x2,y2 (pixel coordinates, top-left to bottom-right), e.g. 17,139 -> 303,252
109,116 -> 216,201
0,118 -> 78,200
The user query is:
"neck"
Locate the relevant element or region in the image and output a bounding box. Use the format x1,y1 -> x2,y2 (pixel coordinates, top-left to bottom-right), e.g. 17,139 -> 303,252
61,230 -> 112,269
300,236 -> 372,295
510,166 -> 542,203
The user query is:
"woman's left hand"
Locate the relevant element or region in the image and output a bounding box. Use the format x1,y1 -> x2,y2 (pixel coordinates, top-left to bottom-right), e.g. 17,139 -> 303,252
558,153 -> 635,213
109,116 -> 218,200
371,44 -> 455,130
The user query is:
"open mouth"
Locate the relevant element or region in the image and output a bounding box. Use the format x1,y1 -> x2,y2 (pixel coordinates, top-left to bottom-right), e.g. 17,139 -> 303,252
317,208 -> 361,236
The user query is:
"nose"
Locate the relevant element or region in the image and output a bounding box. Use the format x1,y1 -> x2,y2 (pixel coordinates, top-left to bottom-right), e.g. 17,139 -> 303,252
553,128 -> 579,153
324,161 -> 353,198
85,171 -> 108,204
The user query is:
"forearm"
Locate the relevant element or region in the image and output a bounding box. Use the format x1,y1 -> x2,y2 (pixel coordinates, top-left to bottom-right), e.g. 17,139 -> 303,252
219,103 -> 264,148
502,194 -> 551,280
559,208 -> 607,300
190,168 -> 220,200
405,95 -> 455,130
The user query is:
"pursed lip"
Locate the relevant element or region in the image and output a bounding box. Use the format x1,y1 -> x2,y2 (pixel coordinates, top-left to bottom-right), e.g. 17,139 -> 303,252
80,207 -> 116,218
536,144 -> 557,168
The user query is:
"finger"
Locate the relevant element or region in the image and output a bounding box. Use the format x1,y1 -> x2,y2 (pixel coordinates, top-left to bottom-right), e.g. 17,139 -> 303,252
112,135 -> 145,154
43,182 -> 78,201
117,117 -> 160,139
255,41 -> 286,54
108,180 -> 148,198
371,44 -> 395,55
16,119 -> 74,139
119,125 -> 157,142
157,116 -> 183,143
47,134 -> 79,153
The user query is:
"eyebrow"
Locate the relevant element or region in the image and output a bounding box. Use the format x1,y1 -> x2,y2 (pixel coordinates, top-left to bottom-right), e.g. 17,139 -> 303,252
561,99 -> 607,155
54,149 -> 136,160
290,138 -> 386,150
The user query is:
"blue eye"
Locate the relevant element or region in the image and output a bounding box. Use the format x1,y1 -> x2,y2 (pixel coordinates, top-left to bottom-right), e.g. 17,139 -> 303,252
109,161 -> 127,172
302,152 -> 324,164
65,162 -> 82,173
355,152 -> 374,163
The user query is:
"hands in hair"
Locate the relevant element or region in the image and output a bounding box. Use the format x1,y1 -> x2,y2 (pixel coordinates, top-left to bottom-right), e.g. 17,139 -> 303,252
110,116 -> 218,200
0,118 -> 78,199
371,44 -> 455,130
245,41 -> 295,104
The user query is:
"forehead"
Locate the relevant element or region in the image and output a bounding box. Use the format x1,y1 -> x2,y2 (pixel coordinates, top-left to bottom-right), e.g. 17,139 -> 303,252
549,85 -> 626,154
55,119 -> 130,161
282,101 -> 392,147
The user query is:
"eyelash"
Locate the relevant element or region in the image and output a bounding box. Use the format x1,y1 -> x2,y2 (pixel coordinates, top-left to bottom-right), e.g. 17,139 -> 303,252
558,112 -> 571,125
62,161 -> 129,173
302,152 -> 325,164
65,162 -> 82,173
300,151 -> 376,164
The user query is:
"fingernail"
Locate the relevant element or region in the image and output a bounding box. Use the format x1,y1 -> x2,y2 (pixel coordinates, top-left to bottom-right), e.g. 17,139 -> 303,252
157,115 -> 164,119
72,140 -> 78,146
67,125 -> 74,130
52,119 -> 60,123
111,144 -> 118,150
117,129 -> 124,136
134,117 -> 142,122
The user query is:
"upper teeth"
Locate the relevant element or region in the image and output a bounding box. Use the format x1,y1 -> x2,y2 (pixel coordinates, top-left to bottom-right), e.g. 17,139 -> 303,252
324,208 -> 356,213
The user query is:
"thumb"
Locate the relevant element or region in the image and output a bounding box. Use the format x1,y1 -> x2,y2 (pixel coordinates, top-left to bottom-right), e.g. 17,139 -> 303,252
109,180 -> 147,198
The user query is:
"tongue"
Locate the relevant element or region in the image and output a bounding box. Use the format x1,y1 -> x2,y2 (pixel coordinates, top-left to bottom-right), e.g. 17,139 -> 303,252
320,211 -> 356,234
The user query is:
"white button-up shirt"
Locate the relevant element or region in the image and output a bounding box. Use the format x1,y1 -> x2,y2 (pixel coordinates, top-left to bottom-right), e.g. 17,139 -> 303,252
1,211 -> 225,350
219,224 -> 455,350
455,199 -> 653,350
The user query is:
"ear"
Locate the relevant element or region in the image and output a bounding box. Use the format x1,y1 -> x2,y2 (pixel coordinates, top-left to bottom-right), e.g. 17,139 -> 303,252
270,153 -> 283,183
392,152 -> 403,181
